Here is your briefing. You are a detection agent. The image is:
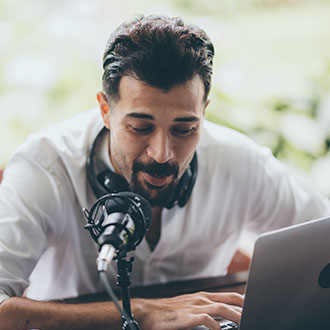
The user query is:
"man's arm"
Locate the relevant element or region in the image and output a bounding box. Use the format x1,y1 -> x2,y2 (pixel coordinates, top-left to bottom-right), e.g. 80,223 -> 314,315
0,292 -> 243,330
246,147 -> 330,233
0,297 -> 122,330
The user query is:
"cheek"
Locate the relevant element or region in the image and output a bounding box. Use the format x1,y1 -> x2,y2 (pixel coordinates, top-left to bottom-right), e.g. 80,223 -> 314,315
178,132 -> 200,154
111,129 -> 146,161
175,135 -> 200,172
126,135 -> 147,159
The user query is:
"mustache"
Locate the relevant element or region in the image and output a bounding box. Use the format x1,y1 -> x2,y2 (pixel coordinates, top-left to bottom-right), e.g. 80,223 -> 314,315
132,160 -> 179,178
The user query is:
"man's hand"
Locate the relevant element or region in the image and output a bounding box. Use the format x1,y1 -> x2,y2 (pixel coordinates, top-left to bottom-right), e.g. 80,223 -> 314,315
132,291 -> 244,330
0,291 -> 243,330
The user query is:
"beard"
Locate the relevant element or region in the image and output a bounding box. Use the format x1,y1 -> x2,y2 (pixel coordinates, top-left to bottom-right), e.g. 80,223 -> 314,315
129,159 -> 179,207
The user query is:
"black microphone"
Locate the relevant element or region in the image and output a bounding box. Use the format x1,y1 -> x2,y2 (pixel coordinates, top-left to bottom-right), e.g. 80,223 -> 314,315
84,192 -> 152,272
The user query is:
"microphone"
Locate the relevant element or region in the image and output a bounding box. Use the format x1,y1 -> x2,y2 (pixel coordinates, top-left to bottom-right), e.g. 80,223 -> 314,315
84,192 -> 152,272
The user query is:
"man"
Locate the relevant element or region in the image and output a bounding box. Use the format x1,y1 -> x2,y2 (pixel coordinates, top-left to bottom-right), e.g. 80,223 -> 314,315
0,15 -> 329,330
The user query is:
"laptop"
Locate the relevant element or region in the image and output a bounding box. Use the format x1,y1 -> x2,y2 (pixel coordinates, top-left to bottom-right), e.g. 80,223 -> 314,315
195,216 -> 330,330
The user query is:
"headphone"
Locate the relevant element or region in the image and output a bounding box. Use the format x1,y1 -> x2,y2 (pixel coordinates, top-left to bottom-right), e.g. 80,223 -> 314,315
87,127 -> 197,209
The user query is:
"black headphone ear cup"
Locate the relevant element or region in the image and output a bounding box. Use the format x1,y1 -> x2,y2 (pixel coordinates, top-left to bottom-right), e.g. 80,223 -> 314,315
165,153 -> 197,209
87,127 -> 130,199
175,170 -> 190,201
97,170 -> 129,193
177,153 -> 197,207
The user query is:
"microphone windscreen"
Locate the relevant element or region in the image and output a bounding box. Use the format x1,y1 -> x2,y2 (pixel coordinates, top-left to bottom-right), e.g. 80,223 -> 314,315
105,192 -> 152,229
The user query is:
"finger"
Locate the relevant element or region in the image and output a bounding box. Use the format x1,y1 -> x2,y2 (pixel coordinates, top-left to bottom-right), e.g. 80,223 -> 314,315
201,292 -> 244,307
168,291 -> 244,308
230,305 -> 243,313
189,313 -> 221,330
214,303 -> 241,325
181,292 -> 244,308
192,302 -> 242,325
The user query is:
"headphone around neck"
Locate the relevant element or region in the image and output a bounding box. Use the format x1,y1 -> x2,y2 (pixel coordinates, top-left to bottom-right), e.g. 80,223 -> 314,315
87,127 -> 197,209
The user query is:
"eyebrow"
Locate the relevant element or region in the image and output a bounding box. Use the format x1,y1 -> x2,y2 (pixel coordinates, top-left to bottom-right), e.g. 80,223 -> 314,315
174,116 -> 199,122
125,113 -> 200,122
126,113 -> 153,120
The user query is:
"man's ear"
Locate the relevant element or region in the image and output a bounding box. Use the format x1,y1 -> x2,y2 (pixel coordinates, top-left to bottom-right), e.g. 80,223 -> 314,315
203,97 -> 211,116
97,91 -> 111,129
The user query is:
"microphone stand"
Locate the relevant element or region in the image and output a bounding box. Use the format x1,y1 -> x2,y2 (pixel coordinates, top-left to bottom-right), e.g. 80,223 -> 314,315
84,191 -> 151,330
116,251 -> 140,330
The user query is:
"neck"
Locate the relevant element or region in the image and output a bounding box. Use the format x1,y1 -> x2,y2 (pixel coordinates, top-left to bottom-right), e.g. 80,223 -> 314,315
145,206 -> 163,251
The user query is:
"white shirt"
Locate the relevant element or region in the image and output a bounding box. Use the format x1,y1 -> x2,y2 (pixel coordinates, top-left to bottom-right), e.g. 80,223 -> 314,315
0,109 -> 329,303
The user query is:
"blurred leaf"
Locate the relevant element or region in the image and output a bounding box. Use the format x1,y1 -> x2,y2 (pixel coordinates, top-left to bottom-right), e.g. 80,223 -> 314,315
272,100 -> 289,112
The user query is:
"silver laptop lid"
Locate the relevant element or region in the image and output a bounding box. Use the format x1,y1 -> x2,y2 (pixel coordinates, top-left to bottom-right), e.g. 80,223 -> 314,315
240,216 -> 330,330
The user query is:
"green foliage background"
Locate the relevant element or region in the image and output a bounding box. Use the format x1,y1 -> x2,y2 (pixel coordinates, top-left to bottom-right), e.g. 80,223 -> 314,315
1,0 -> 330,194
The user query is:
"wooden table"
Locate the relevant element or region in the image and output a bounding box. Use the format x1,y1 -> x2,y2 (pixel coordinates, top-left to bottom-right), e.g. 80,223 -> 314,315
61,271 -> 248,304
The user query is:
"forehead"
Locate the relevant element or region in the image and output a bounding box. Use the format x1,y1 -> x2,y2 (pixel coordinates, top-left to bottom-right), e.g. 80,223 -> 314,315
113,75 -> 205,117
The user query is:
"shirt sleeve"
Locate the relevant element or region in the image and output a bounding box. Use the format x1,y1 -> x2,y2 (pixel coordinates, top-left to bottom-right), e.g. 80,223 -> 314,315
0,150 -> 66,299
246,147 -> 330,233
0,292 -> 9,304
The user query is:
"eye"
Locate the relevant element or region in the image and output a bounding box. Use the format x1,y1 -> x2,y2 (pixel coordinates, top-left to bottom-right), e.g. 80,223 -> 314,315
172,126 -> 196,136
129,125 -> 153,134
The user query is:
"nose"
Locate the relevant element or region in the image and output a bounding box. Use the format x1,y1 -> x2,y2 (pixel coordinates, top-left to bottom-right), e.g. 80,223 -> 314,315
146,130 -> 174,164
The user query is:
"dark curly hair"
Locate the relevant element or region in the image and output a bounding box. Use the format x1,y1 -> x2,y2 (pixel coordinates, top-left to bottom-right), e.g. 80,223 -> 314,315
102,15 -> 214,103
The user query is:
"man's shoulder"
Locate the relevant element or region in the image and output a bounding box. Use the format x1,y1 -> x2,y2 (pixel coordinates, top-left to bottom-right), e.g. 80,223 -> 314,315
12,108 -> 103,168
201,120 -> 268,155
33,108 -> 102,143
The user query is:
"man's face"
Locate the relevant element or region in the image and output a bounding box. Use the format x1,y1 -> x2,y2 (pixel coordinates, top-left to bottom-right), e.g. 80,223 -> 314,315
98,75 -> 208,207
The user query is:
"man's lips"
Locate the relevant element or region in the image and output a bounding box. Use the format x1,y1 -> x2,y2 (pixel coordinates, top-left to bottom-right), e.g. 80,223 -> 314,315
142,172 -> 172,187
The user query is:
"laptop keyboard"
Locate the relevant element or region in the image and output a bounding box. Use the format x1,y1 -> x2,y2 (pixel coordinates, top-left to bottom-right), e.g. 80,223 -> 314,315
193,320 -> 238,329
221,322 -> 239,329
